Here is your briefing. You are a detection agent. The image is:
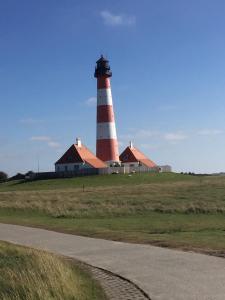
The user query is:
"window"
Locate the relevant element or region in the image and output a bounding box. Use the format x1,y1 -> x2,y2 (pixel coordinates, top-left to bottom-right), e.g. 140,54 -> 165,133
124,154 -> 129,161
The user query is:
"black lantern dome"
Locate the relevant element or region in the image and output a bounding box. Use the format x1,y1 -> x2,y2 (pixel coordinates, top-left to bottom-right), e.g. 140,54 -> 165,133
94,55 -> 112,78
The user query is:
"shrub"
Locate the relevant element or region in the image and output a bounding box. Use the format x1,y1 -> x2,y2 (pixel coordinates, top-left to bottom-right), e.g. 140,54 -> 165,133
0,171 -> 8,181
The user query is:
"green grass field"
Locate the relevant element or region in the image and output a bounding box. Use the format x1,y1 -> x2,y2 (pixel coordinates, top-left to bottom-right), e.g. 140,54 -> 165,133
0,173 -> 225,256
0,241 -> 106,300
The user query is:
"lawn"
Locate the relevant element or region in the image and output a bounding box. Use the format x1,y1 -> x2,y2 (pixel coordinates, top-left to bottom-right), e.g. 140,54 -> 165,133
0,173 -> 225,256
0,241 -> 107,300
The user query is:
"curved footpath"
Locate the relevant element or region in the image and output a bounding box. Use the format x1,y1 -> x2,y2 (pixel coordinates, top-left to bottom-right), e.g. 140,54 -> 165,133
0,224 -> 225,300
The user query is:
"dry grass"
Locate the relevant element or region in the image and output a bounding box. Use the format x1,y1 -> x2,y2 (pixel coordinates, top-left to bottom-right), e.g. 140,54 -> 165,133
0,178 -> 225,217
0,241 -> 106,300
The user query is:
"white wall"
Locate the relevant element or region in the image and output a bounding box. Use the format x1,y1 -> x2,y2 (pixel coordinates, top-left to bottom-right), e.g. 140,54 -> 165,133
55,162 -> 93,172
99,164 -> 159,174
159,165 -> 172,172
55,162 -> 162,174
121,162 -> 159,173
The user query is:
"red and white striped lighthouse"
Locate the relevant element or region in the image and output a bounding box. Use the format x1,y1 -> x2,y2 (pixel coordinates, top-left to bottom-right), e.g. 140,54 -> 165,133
94,55 -> 120,165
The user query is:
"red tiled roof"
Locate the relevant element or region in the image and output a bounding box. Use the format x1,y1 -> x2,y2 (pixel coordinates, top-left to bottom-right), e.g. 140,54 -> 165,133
55,144 -> 107,169
76,144 -> 107,168
119,146 -> 157,168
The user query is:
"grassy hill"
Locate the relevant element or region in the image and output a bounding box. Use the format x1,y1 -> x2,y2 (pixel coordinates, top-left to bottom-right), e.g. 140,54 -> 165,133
0,241 -> 106,300
0,173 -> 225,256
0,172 -> 192,191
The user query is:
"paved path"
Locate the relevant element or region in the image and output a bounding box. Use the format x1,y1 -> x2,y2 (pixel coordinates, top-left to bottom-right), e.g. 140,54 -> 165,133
87,265 -> 149,300
0,224 -> 225,300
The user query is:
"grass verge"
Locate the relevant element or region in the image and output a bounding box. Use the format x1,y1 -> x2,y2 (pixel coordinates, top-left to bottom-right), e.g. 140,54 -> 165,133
0,241 -> 107,300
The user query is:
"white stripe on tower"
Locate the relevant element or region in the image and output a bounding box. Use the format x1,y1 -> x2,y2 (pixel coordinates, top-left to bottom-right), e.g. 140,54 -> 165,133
97,89 -> 112,106
97,122 -> 117,140
94,55 -> 120,164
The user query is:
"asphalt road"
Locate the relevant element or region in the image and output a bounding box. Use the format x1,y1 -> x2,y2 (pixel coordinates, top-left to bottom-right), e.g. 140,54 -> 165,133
0,223 -> 225,300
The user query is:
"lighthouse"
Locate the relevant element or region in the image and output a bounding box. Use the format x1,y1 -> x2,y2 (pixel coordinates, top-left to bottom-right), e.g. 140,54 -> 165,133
94,55 -> 120,165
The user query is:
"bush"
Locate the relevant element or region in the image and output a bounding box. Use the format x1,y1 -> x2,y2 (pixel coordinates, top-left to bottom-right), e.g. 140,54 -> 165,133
0,171 -> 8,181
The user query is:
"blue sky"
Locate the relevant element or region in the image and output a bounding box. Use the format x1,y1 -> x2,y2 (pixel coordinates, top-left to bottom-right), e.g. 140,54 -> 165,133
1,0 -> 225,175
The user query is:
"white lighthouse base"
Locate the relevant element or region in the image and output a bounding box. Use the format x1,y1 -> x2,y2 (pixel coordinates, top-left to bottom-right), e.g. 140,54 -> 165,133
105,160 -> 121,167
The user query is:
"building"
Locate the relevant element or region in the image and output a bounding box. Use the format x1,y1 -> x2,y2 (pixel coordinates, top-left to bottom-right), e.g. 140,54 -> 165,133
55,138 -> 107,173
159,165 -> 172,172
119,142 -> 159,173
94,55 -> 120,166
54,56 -> 171,176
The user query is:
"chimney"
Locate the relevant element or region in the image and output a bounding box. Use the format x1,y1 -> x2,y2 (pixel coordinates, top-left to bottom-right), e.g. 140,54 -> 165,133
76,137 -> 82,148
129,141 -> 133,149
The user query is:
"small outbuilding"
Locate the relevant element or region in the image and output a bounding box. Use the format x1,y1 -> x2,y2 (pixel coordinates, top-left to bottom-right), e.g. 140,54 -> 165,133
119,142 -> 159,173
55,138 -> 107,173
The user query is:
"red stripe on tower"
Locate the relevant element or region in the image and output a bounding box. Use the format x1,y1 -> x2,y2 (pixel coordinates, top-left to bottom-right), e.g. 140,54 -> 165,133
97,77 -> 111,89
94,55 -> 120,165
97,105 -> 114,123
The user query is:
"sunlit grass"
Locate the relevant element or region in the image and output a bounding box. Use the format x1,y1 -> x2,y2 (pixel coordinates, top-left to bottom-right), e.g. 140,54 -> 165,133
0,241 -> 106,300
